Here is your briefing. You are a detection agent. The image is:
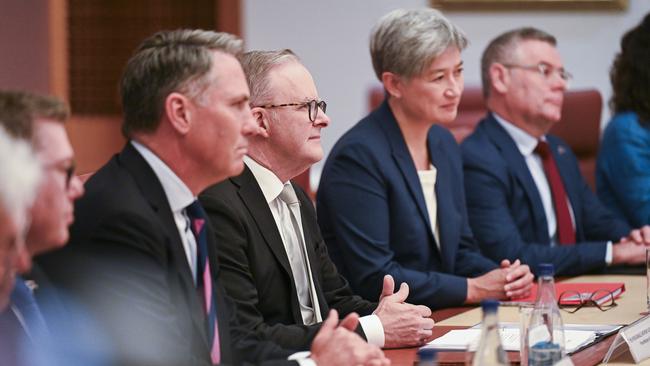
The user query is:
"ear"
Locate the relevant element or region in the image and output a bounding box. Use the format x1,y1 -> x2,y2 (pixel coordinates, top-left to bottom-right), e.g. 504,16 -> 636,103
164,92 -> 192,135
381,72 -> 403,99
251,106 -> 270,139
489,63 -> 509,95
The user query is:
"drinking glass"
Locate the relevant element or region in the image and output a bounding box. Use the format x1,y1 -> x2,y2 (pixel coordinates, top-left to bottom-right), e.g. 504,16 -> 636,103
519,304 -> 534,366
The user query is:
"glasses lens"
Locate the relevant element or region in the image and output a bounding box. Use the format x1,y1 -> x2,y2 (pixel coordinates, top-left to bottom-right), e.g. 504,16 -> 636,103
558,290 -> 583,307
307,100 -> 317,122
591,289 -> 616,310
318,100 -> 327,114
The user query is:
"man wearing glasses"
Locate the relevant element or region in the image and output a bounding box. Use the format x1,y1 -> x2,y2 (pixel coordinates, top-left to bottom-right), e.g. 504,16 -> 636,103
461,28 -> 650,277
0,91 -> 84,364
200,49 -> 434,351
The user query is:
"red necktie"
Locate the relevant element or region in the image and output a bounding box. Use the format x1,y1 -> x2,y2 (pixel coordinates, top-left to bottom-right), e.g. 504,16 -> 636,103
187,200 -> 221,364
534,141 -> 576,245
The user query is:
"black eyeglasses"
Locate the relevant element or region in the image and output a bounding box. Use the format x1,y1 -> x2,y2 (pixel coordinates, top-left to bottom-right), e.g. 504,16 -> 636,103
254,99 -> 327,123
45,160 -> 76,189
557,289 -> 618,313
502,63 -> 573,82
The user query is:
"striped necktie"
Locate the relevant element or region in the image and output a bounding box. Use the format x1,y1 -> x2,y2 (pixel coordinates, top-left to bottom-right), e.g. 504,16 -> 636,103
186,200 -> 220,364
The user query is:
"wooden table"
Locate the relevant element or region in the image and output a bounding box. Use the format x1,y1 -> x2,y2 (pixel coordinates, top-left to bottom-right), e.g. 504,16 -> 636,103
385,275 -> 648,366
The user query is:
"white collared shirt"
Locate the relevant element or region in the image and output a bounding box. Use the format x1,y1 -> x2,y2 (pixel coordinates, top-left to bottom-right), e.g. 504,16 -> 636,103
131,141 -> 199,281
493,115 -> 612,263
244,156 -> 386,347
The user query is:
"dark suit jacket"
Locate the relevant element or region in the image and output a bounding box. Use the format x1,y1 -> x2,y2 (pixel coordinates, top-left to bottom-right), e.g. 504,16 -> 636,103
37,143 -> 294,366
461,114 -> 631,276
316,101 -> 498,310
199,166 -> 376,350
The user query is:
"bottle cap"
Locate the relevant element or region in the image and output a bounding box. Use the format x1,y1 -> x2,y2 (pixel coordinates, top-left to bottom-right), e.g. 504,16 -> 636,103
481,299 -> 499,312
416,348 -> 438,361
538,263 -> 555,277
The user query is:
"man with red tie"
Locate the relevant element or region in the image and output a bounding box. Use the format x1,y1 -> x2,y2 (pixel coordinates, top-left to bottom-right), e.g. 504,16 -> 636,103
38,29 -> 388,366
461,27 -> 650,276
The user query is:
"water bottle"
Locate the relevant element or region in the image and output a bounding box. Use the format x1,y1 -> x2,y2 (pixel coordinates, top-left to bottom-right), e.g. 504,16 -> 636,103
415,348 -> 438,366
472,299 -> 508,366
527,263 -> 565,366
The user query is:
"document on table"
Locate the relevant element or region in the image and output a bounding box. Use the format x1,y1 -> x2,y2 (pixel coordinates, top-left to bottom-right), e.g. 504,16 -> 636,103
422,323 -> 622,354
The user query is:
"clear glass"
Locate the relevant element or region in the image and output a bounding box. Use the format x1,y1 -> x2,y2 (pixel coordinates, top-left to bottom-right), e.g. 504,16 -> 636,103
528,272 -> 565,366
519,304 -> 534,366
472,306 -> 509,366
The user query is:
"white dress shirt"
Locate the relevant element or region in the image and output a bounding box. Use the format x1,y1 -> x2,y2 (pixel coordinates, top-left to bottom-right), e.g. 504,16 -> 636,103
132,141 -> 199,280
493,115 -> 612,263
245,157 -> 386,347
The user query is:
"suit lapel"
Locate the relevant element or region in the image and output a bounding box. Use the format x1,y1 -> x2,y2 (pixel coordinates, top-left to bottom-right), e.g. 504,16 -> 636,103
231,168 -> 303,322
483,116 -> 551,242
118,143 -> 209,347
294,184 -> 329,319
428,129 -> 454,269
376,102 -> 433,240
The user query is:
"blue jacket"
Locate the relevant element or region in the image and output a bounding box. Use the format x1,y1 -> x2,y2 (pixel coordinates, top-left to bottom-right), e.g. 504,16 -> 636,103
317,101 -> 497,309
597,111 -> 650,227
461,114 -> 630,276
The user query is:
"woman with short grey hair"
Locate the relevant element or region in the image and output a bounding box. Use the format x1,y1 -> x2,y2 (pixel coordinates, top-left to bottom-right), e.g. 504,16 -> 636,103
317,8 -> 533,310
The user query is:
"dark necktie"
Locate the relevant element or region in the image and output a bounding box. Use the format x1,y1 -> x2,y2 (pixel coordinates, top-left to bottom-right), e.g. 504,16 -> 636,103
534,140 -> 576,245
186,200 -> 220,364
10,276 -> 49,341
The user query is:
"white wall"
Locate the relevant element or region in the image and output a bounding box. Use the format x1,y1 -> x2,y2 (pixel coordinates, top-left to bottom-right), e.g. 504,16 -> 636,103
243,0 -> 650,186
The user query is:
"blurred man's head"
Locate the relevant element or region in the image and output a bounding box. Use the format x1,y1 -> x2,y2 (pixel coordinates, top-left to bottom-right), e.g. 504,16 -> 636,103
120,29 -> 257,194
0,126 -> 41,309
482,28 -> 571,138
243,49 -> 330,182
0,91 -> 84,255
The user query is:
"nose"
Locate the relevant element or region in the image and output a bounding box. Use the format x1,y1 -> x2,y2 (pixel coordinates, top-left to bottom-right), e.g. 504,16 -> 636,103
445,77 -> 462,98
314,108 -> 330,128
68,175 -> 85,200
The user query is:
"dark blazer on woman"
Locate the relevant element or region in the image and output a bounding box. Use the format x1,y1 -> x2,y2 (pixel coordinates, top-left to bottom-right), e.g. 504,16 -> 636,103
317,101 -> 497,310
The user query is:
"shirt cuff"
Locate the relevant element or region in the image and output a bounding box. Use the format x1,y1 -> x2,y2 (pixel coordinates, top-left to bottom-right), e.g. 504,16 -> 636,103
289,351 -> 316,366
605,241 -> 613,265
359,314 -> 385,347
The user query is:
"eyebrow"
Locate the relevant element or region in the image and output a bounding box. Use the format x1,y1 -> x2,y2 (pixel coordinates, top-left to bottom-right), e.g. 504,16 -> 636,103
429,61 -> 464,74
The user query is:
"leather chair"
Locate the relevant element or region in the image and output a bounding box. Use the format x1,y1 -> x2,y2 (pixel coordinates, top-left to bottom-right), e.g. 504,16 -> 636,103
367,86 -> 603,190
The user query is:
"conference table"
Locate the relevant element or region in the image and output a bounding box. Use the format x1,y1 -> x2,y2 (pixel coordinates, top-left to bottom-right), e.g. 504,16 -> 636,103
384,275 -> 649,366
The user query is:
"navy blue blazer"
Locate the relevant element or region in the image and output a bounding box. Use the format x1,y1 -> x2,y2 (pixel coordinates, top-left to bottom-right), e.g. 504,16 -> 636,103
317,101 -> 497,310
461,114 -> 630,276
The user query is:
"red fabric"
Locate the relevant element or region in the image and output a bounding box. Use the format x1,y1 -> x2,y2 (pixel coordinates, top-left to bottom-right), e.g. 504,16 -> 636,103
535,141 -> 576,245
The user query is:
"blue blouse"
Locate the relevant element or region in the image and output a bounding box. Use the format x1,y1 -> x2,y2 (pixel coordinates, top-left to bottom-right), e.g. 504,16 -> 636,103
596,111 -> 650,227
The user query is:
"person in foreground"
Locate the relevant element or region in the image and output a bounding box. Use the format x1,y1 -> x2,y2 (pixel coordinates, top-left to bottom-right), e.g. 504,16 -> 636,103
597,13 -> 650,228
0,91 -> 85,366
38,29 -> 388,366
200,49 -> 434,351
461,27 -> 650,277
317,8 -> 533,310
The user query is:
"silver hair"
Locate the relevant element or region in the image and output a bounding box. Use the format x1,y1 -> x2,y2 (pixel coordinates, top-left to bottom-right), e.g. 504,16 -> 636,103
370,8 -> 468,80
481,27 -> 557,98
0,125 -> 41,229
240,49 -> 301,106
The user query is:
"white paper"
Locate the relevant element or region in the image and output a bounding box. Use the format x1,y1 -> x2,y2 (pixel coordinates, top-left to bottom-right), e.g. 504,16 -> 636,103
423,327 -> 601,354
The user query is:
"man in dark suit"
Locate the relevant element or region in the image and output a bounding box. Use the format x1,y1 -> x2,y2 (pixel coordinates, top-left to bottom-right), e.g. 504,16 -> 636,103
461,27 -> 650,277
200,49 -> 434,351
37,30 -> 388,366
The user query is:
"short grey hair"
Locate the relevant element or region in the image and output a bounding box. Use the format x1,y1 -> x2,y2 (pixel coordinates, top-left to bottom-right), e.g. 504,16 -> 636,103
120,29 -> 244,138
481,27 -> 557,98
370,8 -> 468,80
240,49 -> 301,106
0,125 -> 41,228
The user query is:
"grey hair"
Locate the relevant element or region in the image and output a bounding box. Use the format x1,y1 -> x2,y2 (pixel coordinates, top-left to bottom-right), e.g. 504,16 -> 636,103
120,29 -> 244,138
481,27 -> 557,98
0,125 -> 41,229
240,49 -> 301,106
370,8 -> 468,80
